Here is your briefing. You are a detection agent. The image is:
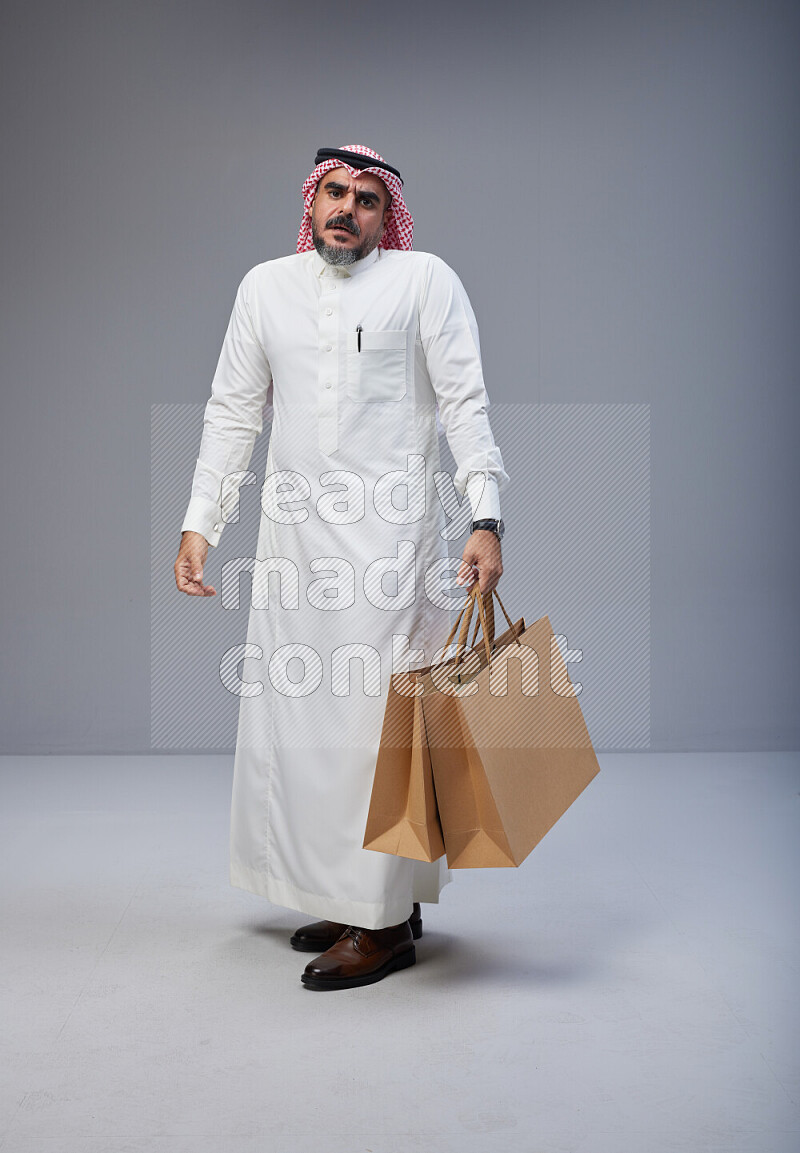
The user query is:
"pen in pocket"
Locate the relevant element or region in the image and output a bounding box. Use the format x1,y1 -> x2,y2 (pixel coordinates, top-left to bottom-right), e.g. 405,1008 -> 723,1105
356,324 -> 362,353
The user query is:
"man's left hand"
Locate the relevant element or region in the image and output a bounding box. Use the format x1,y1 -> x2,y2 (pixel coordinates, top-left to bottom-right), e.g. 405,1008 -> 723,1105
457,530 -> 503,595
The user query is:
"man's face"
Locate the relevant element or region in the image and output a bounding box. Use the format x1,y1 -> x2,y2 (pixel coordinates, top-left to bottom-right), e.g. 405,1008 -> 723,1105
309,167 -> 392,266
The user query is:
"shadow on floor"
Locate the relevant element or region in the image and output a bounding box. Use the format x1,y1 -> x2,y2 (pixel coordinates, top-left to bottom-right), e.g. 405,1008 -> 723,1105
234,909 -> 650,990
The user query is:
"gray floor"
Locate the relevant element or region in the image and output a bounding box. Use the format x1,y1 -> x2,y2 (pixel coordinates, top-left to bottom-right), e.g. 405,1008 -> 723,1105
0,752 -> 797,1153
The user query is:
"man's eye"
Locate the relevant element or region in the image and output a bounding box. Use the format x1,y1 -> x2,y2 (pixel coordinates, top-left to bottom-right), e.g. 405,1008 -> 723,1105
329,190 -> 341,197
360,199 -> 374,208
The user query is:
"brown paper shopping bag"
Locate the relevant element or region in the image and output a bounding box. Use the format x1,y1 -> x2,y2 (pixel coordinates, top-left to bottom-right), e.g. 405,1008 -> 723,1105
418,585 -> 601,869
362,667 -> 445,862
362,585 -> 503,863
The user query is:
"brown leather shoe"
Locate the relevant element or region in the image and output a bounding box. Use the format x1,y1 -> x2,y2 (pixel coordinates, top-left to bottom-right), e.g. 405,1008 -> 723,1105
290,903 -> 422,952
289,918 -> 348,952
301,921 -> 416,990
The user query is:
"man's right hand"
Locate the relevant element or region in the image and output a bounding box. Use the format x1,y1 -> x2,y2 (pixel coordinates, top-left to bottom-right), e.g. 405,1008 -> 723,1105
175,531 -> 217,597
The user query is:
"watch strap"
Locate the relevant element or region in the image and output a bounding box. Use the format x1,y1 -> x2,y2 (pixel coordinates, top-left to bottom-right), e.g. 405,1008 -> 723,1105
471,518 -> 503,540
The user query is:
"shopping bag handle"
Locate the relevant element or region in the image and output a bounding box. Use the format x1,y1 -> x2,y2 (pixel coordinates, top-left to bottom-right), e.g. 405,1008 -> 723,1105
455,585 -> 492,668
444,583 -> 484,652
464,585 -> 524,666
471,586 -> 520,648
444,585 -> 522,670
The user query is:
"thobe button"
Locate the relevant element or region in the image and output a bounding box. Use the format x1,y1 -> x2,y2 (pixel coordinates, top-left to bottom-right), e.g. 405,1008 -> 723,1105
325,383 -> 332,389
213,523 -> 221,531
325,345 -> 333,352
325,308 -> 333,316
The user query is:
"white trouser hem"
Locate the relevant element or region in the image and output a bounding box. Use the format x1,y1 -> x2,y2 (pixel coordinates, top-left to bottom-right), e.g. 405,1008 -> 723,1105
229,859 -> 451,930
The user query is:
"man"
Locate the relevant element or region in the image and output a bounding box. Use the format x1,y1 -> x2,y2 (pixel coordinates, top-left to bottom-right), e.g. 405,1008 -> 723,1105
174,145 -> 509,991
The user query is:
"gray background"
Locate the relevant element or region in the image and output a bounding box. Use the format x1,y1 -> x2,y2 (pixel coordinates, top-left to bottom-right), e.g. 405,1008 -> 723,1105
1,0 -> 797,753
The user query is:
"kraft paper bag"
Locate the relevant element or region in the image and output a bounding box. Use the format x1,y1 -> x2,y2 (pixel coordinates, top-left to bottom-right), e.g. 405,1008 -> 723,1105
418,586 -> 601,869
362,668 -> 446,862
363,584 -> 504,862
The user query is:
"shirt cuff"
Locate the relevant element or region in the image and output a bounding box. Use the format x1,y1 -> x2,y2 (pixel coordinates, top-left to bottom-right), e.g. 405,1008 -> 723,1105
181,497 -> 224,548
466,473 -> 502,523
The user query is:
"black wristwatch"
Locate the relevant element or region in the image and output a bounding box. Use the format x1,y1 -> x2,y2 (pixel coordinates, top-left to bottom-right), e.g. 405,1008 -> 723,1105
471,518 -> 505,542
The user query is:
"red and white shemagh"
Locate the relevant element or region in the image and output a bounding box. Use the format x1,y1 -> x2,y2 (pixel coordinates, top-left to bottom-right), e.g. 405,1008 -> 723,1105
296,144 -> 413,254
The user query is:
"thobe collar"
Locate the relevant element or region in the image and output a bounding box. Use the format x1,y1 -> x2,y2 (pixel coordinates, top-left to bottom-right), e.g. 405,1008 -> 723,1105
311,245 -> 381,279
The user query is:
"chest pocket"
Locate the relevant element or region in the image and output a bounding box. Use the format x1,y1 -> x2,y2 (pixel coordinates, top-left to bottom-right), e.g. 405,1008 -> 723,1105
346,329 -> 408,402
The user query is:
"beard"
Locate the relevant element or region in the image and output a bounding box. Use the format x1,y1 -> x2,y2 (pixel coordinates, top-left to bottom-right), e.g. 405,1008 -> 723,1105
311,213 -> 382,266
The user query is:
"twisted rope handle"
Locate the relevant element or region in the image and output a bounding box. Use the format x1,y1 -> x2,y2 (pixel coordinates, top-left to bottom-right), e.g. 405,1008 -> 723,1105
468,587 -> 495,652
451,585 -> 493,669
443,584 -> 479,651
444,585 -> 523,671
491,588 -> 519,639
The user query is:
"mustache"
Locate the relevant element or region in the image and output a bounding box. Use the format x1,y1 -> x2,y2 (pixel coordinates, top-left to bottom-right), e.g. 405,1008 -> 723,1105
325,215 -> 360,236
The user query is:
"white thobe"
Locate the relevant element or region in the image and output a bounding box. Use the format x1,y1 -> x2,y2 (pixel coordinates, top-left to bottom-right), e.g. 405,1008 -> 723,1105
181,244 -> 509,929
